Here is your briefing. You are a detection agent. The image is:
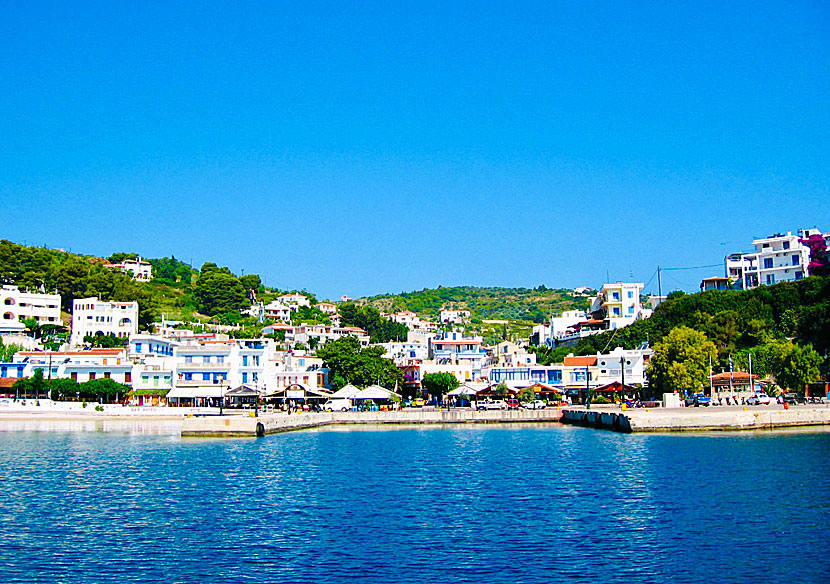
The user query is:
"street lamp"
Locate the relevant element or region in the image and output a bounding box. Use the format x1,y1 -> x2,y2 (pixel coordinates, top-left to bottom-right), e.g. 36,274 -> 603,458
219,378 -> 224,416
620,356 -> 625,403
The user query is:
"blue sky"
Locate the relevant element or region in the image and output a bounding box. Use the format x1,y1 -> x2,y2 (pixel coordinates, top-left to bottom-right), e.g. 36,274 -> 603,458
2,1 -> 828,300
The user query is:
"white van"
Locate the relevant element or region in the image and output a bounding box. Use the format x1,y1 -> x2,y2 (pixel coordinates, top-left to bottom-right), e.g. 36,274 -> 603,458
323,398 -> 352,412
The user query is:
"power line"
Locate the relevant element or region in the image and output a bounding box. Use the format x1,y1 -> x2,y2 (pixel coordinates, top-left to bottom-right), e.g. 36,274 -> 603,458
662,263 -> 723,271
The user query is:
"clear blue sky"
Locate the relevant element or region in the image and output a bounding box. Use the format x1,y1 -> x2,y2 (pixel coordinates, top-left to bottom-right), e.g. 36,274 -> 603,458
2,1 -> 828,300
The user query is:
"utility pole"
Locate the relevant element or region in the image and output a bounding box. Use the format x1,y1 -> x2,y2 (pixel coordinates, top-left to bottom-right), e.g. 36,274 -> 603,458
657,265 -> 663,300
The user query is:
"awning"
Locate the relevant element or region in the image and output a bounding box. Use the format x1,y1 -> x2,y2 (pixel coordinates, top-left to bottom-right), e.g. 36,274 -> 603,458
354,385 -> 401,400
167,387 -> 226,399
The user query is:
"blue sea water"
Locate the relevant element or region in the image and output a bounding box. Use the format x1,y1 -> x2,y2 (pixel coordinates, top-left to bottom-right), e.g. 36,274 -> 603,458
0,421 -> 829,584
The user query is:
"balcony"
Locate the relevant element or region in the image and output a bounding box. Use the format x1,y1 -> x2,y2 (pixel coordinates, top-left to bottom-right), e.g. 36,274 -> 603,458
176,362 -> 231,371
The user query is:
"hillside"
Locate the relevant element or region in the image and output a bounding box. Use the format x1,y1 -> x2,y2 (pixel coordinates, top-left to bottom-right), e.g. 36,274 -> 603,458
358,285 -> 591,323
558,276 -> 830,378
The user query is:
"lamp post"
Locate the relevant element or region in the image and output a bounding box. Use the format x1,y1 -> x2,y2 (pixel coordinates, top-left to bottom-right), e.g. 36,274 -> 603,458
219,379 -> 224,416
585,365 -> 591,409
620,356 -> 625,403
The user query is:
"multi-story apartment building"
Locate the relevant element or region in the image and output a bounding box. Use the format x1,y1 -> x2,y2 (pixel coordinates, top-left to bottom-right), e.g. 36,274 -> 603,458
725,230 -> 822,289
1,285 -> 62,325
589,282 -> 647,330
428,331 -> 488,379
70,297 -> 138,346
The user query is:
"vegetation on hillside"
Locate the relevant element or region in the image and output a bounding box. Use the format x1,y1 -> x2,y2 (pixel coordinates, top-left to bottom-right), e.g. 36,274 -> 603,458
359,285 -> 589,323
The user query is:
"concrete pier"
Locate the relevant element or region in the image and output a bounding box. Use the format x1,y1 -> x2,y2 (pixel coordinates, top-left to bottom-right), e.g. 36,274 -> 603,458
561,404 -> 830,433
181,408 -> 564,437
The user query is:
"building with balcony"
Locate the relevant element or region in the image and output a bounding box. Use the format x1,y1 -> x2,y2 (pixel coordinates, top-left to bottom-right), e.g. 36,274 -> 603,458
724,230 -> 821,289
589,282 -> 647,330
70,297 -> 138,346
1,285 -> 62,326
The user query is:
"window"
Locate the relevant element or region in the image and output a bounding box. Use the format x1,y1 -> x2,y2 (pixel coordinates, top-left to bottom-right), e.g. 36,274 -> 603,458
217,356 -> 224,364
612,292 -> 620,301
795,271 -> 803,280
792,255 -> 799,266
71,372 -> 77,381
135,343 -> 142,353
613,307 -> 621,316
0,366 -> 5,377
764,258 -> 773,269
125,372 -> 131,383
242,355 -> 248,366
185,356 -> 193,363
242,372 -> 248,383
104,372 -> 111,379
203,356 -> 211,364
627,291 -> 633,299
628,306 -> 635,315
184,373 -> 192,381
202,373 -> 210,381
783,241 -> 790,250
766,274 -> 775,285
89,372 -> 96,380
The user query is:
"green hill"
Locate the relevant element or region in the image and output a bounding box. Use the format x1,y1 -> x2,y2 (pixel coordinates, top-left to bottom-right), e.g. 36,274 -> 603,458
563,276 -> 830,377
358,285 -> 590,323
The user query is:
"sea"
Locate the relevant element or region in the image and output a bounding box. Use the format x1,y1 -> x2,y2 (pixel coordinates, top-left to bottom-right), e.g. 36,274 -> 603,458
0,420 -> 828,583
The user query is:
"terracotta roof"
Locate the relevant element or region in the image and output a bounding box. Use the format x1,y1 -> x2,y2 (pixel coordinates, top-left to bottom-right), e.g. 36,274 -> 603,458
19,349 -> 124,356
563,356 -> 597,366
0,377 -> 23,389
710,371 -> 755,382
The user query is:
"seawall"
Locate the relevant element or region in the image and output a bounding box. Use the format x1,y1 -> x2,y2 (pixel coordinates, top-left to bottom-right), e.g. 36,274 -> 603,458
180,408 -> 564,437
561,404 -> 830,433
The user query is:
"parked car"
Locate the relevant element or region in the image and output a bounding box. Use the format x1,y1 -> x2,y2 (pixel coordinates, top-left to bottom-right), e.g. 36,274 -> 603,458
746,393 -> 771,405
506,398 -> 520,409
476,400 -> 507,410
685,393 -> 711,407
323,399 -> 352,412
783,393 -> 807,405
411,398 -> 425,407
523,399 -> 547,410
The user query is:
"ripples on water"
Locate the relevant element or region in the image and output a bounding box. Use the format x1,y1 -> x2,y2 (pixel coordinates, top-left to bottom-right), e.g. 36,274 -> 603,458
0,422 -> 828,583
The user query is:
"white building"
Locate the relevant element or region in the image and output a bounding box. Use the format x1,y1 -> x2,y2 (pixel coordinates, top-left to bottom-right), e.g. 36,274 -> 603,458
1,285 -> 62,325
262,300 -> 292,321
439,309 -> 470,324
71,297 -> 138,346
485,341 -> 537,368
594,345 -> 653,387
278,293 -> 311,308
725,230 -> 822,289
103,256 -> 152,281
589,283 -> 647,330
15,348 -> 134,385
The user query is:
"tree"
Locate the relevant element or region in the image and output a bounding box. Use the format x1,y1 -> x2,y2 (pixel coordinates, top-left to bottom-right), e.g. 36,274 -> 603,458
0,339 -> 24,362
48,378 -> 80,401
647,326 -> 717,397
193,267 -> 248,316
83,333 -> 128,348
316,336 -> 402,389
239,274 -> 262,293
517,386 -> 536,403
13,368 -> 47,400
421,372 -> 459,400
775,343 -> 822,392
82,378 -> 130,403
338,303 -> 408,343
